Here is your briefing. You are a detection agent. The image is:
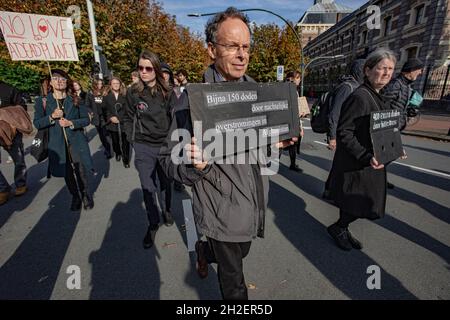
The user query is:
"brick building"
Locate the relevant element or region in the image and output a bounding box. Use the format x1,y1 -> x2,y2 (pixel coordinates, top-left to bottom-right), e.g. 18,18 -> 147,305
302,0 -> 450,98
297,0 -> 353,49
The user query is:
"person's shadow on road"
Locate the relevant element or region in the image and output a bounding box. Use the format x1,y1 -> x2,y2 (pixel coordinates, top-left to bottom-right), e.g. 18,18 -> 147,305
89,189 -> 161,299
0,186 -> 80,299
0,159 -> 49,229
269,164 -> 418,299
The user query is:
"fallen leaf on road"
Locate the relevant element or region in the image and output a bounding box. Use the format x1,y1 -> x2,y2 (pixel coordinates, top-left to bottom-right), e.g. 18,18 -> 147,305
163,242 -> 177,248
247,283 -> 256,290
280,280 -> 287,285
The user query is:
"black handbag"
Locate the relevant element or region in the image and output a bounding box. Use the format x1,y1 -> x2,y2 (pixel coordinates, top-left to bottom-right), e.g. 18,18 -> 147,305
31,98 -> 49,163
30,127 -> 49,162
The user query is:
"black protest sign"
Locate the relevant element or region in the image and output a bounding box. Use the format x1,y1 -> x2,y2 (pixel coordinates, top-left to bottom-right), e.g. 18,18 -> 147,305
370,110 -> 403,164
186,82 -> 300,160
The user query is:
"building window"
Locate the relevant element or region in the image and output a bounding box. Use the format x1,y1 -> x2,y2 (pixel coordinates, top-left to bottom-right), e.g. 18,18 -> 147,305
415,4 -> 425,24
406,47 -> 418,59
361,30 -> 367,44
308,37 -> 312,42
383,16 -> 392,36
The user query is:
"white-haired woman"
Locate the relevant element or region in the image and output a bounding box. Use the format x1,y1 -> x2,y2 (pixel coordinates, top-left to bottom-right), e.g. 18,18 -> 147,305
328,48 -> 397,251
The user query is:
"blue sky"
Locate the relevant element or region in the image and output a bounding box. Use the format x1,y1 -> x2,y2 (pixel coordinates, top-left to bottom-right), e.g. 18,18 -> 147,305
161,0 -> 369,37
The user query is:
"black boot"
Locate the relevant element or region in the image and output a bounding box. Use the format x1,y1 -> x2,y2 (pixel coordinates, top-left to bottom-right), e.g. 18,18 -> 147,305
327,223 -> 352,251
163,210 -> 174,226
82,193 -> 94,210
289,164 -> 303,172
143,224 -> 159,249
70,195 -> 82,211
346,228 -> 363,249
115,154 -> 121,162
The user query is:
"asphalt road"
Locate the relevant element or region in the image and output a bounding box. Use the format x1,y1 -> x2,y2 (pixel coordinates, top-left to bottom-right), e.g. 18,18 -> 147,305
0,123 -> 449,300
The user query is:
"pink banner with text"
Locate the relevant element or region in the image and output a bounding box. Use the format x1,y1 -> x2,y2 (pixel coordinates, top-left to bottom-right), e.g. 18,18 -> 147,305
0,11 -> 78,61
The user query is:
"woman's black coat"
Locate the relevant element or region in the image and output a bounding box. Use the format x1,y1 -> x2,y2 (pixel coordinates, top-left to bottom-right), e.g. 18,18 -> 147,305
103,91 -> 127,132
331,82 -> 390,220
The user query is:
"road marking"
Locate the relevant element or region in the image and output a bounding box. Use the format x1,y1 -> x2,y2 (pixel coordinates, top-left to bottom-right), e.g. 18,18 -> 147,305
303,126 -> 312,129
313,141 -> 450,179
314,140 -> 328,146
391,161 -> 450,179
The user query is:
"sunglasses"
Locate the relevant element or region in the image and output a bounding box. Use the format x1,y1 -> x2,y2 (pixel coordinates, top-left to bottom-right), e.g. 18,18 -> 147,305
138,66 -> 154,73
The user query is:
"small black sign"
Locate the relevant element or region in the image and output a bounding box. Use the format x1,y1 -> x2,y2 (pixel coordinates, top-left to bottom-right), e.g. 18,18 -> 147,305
370,110 -> 403,164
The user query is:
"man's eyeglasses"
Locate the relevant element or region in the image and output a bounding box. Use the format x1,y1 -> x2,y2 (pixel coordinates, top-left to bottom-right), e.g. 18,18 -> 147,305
51,76 -> 67,82
138,66 -> 155,73
213,42 -> 251,54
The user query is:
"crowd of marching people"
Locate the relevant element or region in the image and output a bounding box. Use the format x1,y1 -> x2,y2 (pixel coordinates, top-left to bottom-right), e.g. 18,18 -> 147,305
0,7 -> 425,300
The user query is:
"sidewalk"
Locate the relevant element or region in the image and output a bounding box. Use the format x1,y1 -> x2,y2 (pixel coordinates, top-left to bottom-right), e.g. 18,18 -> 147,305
402,108 -> 450,142
305,99 -> 450,142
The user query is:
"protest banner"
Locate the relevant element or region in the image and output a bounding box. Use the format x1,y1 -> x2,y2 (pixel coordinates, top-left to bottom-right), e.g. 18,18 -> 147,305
0,11 -> 78,61
186,82 -> 300,160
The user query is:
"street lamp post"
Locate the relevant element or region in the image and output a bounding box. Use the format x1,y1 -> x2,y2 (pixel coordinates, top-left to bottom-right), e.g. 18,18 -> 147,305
188,8 -> 305,94
300,55 -> 344,96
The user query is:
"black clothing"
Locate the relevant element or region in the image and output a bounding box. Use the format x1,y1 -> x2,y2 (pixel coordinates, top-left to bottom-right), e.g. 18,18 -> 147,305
381,74 -> 413,131
123,85 -> 174,147
331,82 -> 389,219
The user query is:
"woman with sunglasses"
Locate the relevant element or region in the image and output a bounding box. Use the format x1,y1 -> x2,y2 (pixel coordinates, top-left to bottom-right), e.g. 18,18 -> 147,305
103,76 -> 130,168
123,50 -> 176,249
33,69 -> 94,211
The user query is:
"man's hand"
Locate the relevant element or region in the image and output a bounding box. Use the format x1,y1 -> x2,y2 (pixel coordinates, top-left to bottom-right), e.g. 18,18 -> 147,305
184,137 -> 208,171
328,138 -> 336,151
58,118 -> 73,128
370,157 -> 384,170
275,136 -> 298,149
110,116 -> 120,124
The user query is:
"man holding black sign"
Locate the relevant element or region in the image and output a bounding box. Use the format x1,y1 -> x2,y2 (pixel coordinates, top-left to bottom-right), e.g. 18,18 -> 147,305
159,7 -> 295,300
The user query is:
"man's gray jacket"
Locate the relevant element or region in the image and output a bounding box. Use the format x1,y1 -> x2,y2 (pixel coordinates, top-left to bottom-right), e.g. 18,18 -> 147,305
159,65 -> 268,242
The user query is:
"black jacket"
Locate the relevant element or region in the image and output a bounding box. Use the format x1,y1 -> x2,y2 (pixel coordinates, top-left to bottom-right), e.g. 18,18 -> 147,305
122,84 -> 174,146
328,59 -> 365,139
0,81 -> 26,110
381,74 -> 413,130
86,92 -> 106,127
103,91 -> 127,132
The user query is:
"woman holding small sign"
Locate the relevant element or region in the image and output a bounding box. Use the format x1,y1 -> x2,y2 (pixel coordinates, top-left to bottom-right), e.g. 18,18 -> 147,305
328,48 -> 397,251
33,69 -> 94,211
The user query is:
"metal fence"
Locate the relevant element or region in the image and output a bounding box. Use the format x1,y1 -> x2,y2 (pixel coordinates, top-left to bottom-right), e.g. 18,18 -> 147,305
422,65 -> 450,100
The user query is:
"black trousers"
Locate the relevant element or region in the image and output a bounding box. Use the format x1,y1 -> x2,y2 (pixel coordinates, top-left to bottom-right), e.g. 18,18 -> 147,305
95,125 -> 111,155
337,210 -> 358,228
0,133 -> 27,192
109,130 -> 130,164
204,238 -> 251,300
64,159 -> 89,198
134,143 -> 172,225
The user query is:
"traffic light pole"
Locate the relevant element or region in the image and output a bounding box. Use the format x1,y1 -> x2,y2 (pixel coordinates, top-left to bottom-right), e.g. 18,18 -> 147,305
86,0 -> 103,79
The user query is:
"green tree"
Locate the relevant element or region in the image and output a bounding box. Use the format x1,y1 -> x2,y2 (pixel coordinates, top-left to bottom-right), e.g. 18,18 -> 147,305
248,23 -> 302,82
0,0 -> 209,90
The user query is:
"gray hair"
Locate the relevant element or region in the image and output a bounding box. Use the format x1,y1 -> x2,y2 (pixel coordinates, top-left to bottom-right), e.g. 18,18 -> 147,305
205,7 -> 251,44
364,48 -> 397,71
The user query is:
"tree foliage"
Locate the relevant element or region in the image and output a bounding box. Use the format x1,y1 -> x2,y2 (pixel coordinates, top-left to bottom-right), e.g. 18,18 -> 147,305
248,23 -> 302,82
0,0 -> 209,91
0,1 -> 304,91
